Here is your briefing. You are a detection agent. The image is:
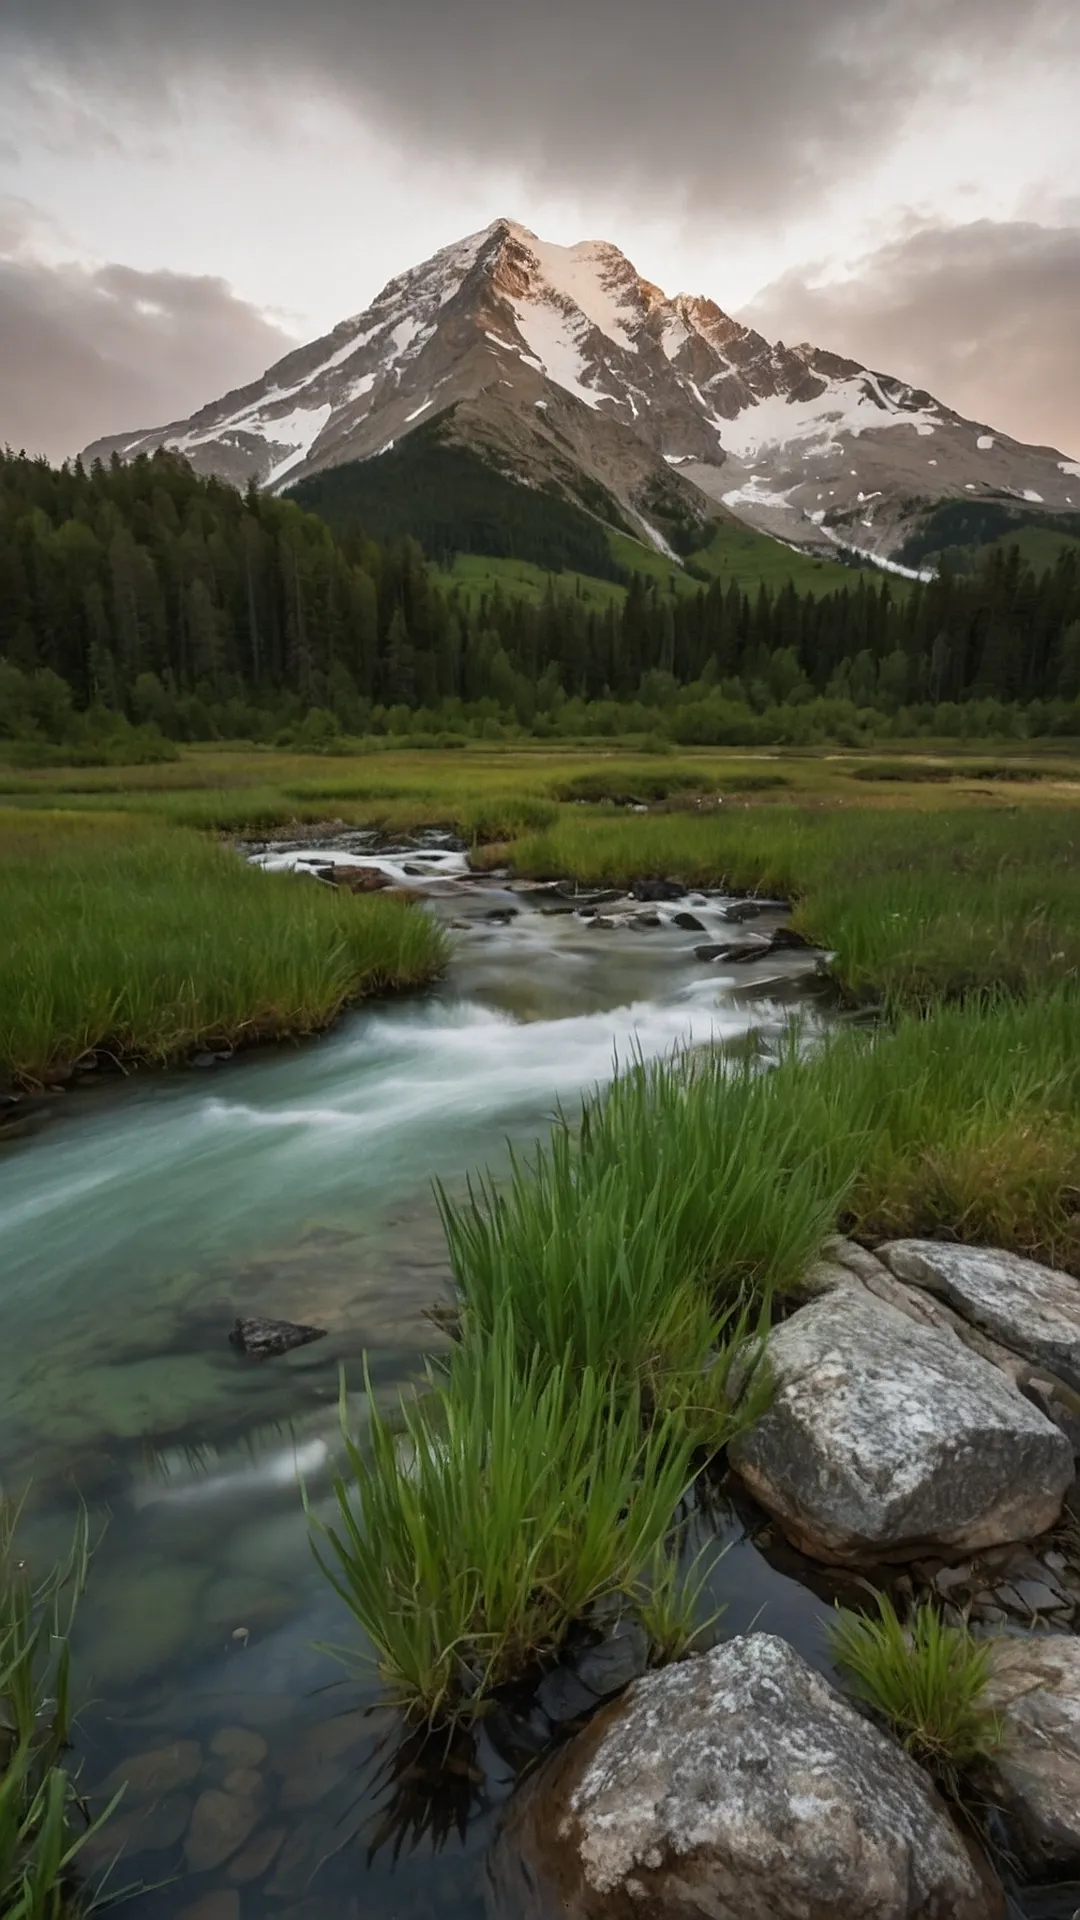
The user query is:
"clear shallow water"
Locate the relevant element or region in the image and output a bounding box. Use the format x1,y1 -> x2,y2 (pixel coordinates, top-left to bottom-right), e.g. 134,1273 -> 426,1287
0,857 -> 840,1916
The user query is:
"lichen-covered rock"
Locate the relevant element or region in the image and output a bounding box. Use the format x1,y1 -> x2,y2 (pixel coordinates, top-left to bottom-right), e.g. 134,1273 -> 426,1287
487,1634 -> 1003,1920
728,1286 -> 1073,1561
976,1636 -> 1080,1872
880,1241 -> 1080,1392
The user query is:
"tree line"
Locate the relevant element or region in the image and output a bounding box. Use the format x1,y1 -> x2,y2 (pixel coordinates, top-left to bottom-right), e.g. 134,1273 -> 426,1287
1,447 -> 1078,754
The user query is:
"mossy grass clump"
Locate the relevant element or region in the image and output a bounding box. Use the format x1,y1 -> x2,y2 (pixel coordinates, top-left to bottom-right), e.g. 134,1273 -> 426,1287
0,810 -> 448,1087
0,1507 -> 117,1919
830,1595 -> 1001,1786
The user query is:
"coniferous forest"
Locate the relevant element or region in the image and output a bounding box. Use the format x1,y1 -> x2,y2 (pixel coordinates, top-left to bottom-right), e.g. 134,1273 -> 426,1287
2,446 -> 1079,755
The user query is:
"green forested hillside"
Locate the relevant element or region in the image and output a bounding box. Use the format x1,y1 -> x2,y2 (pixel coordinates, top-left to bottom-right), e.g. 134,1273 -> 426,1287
2,447 -> 1079,754
288,425 -> 632,581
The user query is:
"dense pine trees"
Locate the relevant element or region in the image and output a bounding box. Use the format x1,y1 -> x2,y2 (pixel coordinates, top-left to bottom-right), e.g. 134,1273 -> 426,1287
2,447 -> 1079,750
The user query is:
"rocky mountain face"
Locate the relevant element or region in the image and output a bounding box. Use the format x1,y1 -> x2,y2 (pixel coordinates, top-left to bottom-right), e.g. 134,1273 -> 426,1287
85,219 -> 1080,568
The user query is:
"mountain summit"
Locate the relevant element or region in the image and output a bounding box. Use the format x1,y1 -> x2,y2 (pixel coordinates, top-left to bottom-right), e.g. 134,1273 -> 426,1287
85,218 -> 1080,567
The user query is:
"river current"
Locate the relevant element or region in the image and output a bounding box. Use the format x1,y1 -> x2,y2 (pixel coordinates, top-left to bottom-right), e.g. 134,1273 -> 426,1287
0,841 -> 841,1919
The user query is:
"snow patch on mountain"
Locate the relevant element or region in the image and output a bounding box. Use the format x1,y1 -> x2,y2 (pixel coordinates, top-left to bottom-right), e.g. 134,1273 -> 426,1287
509,296 -> 604,410
716,377 -> 944,458
722,474 -> 796,512
1060,460 -> 1080,478
507,226 -> 642,351
262,405 -> 333,487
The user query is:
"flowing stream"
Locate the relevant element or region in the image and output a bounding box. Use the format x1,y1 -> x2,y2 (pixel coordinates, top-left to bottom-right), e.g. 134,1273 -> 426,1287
0,840 -> 844,1919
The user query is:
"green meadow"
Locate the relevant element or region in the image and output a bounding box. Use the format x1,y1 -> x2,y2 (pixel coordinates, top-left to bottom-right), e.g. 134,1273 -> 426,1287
2,735 -> 1078,1734
0,810 -> 447,1089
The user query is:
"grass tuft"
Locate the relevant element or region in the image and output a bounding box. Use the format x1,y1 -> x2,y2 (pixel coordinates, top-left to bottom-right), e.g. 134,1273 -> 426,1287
312,1320 -> 701,1725
0,1507 -> 118,1919
830,1595 -> 1001,1786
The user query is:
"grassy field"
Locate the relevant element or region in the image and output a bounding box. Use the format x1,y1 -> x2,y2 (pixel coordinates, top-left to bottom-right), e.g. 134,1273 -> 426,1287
432,518 -> 886,608
0,810 -> 447,1089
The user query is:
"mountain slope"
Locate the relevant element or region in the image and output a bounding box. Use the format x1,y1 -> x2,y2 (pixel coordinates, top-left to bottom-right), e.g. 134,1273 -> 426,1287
84,218 -> 1080,569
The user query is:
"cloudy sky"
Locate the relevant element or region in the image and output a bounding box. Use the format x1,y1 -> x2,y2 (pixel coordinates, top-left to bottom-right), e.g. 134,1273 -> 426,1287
2,0 -> 1078,461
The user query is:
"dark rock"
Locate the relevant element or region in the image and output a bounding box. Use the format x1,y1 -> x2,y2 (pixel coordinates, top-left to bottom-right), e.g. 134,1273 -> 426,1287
695,938 -> 774,964
331,865 -> 391,892
535,1665 -> 601,1727
484,907 -> 519,923
229,1317 -> 327,1360
767,925 -> 812,950
720,898 -> 771,920
671,910 -> 706,932
629,878 -> 684,902
1008,1577 -> 1070,1613
570,1619 -> 649,1699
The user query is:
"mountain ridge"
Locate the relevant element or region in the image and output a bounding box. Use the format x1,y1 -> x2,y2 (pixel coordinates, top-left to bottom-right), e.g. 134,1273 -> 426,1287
84,217 -> 1080,568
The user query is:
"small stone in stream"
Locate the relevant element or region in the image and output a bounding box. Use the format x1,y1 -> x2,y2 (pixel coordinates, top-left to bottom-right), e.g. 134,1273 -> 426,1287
630,911 -> 661,928
80,1792 -> 193,1866
1009,1578 -> 1070,1613
767,925 -> 811,949
229,1316 -> 326,1360
671,910 -> 706,932
933,1564 -> 973,1596
177,1894 -> 240,1920
227,1825 -> 286,1884
100,1739 -> 203,1799
185,1788 -> 259,1873
695,938 -> 774,964
484,907 -> 518,923
211,1727 -> 268,1768
721,898 -> 770,920
535,1665 -> 601,1727
571,1619 -> 649,1699
331,865 -> 391,893
223,1766 -> 264,1798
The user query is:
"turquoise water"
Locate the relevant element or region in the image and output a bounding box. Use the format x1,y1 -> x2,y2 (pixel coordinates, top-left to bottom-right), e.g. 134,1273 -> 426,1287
0,862 -> 836,1917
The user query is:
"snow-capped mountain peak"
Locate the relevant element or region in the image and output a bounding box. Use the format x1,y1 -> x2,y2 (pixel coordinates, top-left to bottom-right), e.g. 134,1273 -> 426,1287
84,219 -> 1080,567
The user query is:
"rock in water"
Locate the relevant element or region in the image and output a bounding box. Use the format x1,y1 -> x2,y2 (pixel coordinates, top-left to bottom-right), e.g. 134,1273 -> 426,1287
976,1637 -> 1080,1873
331,864 -> 391,892
487,1634 -> 1002,1920
229,1317 -> 327,1360
728,1286 -> 1073,1561
880,1240 -> 1080,1392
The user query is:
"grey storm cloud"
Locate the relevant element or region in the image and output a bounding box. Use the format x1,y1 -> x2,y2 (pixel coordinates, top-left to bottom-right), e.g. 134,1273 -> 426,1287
742,220 -> 1080,459
0,223 -> 295,460
3,0 -> 1075,216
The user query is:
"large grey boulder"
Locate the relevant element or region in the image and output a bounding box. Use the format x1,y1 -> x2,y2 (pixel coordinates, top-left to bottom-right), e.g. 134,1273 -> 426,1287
880,1241 -> 1080,1393
728,1286 -> 1073,1561
976,1636 -> 1080,1873
487,1633 -> 1003,1920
